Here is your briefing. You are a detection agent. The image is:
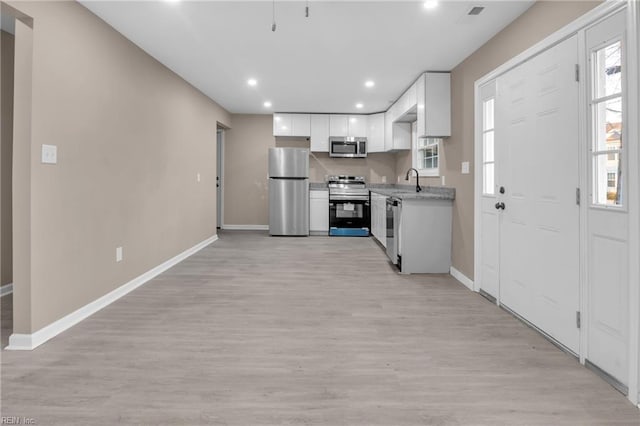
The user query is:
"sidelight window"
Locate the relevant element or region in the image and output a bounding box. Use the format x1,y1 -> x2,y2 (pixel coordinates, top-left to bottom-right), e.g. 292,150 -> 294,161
482,98 -> 495,195
590,40 -> 623,206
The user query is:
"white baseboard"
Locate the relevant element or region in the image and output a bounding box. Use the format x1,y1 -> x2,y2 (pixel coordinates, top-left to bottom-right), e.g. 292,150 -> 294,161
222,224 -> 269,231
6,235 -> 218,351
450,266 -> 474,291
1,283 -> 13,297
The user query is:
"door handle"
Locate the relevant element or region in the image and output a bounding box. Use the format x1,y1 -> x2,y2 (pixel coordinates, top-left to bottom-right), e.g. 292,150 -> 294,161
495,202 -> 505,210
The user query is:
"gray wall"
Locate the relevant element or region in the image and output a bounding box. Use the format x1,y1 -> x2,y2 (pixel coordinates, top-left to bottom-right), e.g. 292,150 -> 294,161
7,1 -> 231,334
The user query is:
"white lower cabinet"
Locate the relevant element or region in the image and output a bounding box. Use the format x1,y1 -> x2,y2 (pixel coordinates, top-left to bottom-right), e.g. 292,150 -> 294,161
310,189 -> 329,235
370,192 -> 387,247
397,199 -> 452,274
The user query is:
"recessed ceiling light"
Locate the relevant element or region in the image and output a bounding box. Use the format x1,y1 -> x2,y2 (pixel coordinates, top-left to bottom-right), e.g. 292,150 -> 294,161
423,0 -> 439,10
247,78 -> 257,87
263,101 -> 272,108
365,80 -> 375,88
355,103 -> 364,109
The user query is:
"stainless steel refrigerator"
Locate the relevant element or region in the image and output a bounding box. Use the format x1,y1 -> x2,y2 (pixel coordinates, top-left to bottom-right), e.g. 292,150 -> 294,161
268,148 -> 309,236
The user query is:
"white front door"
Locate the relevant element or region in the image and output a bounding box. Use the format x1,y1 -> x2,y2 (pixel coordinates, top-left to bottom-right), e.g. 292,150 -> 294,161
495,35 -> 581,354
478,81 -> 500,300
585,10 -> 629,387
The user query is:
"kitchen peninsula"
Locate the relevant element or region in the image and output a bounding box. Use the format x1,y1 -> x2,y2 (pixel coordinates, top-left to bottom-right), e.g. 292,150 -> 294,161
370,186 -> 454,274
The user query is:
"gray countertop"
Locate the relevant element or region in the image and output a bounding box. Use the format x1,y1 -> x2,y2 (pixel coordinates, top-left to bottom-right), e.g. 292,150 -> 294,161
310,182 -> 455,200
309,182 -> 328,190
369,185 -> 455,201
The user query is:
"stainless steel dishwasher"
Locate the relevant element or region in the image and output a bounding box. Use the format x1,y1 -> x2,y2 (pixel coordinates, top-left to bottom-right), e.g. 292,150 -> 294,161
386,197 -> 400,265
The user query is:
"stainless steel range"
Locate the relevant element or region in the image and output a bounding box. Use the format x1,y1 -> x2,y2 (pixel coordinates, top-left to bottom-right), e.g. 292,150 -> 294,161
327,175 -> 370,237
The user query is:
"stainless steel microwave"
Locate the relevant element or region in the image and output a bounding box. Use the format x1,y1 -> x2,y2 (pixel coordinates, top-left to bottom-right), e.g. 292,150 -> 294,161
329,137 -> 367,158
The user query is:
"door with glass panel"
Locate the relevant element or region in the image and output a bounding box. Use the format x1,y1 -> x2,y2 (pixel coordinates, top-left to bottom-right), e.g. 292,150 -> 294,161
478,81 -> 500,300
493,35 -> 581,353
585,10 -> 629,389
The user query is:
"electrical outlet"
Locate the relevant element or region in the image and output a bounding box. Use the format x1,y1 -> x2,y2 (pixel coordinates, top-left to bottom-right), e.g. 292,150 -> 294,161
41,144 -> 57,164
441,176 -> 446,186
116,247 -> 123,262
461,161 -> 470,174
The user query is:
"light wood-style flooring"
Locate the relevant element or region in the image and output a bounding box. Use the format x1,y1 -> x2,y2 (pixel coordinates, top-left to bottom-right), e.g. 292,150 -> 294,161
1,231 -> 639,425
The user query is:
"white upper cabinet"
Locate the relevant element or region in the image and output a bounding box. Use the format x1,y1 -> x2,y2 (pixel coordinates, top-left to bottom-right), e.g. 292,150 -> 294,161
383,82 -> 417,152
397,81 -> 417,116
291,114 -> 311,136
347,115 -> 367,138
416,72 -> 451,137
273,114 -> 292,136
384,105 -> 396,151
310,114 -> 330,152
393,122 -> 411,151
330,114 -> 367,138
273,73 -> 449,147
384,104 -> 411,152
329,115 -> 349,137
366,113 -> 385,153
273,113 -> 311,137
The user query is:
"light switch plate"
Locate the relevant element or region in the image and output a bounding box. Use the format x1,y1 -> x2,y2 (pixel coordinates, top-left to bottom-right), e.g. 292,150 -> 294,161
116,247 -> 123,262
461,161 -> 470,174
197,173 -> 201,182
441,175 -> 446,186
42,144 -> 57,164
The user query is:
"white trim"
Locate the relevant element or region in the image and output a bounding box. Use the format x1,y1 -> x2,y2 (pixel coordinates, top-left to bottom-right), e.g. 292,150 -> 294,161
1,283 -> 13,297
473,84 -> 487,294
577,27 -> 590,367
450,266 -> 474,291
625,0 -> 640,406
5,235 -> 218,351
222,224 -> 269,231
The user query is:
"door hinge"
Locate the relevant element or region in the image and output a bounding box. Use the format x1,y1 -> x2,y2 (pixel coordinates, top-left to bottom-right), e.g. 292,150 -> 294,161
575,64 -> 580,82
576,187 -> 581,205
576,311 -> 581,329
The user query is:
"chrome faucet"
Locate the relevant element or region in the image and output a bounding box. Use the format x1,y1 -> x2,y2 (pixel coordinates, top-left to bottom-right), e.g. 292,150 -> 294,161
405,168 -> 422,192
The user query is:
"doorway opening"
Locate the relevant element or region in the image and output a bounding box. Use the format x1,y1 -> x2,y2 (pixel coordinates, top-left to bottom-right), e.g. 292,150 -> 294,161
216,127 -> 224,230
1,13 -> 15,349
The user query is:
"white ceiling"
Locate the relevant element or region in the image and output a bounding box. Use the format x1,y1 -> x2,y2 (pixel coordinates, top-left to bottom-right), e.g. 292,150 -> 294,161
80,1 -> 533,114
